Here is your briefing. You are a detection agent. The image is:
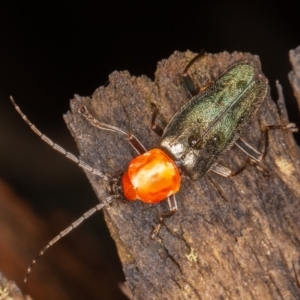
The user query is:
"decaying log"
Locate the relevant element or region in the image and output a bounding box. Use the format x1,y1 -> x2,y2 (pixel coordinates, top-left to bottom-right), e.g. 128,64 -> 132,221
0,272 -> 32,300
289,45 -> 300,111
64,50 -> 300,299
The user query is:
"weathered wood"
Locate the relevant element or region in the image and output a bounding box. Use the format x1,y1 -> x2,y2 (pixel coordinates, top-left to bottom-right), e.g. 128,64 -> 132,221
289,45 -> 300,110
0,271 -> 32,300
64,50 -> 300,300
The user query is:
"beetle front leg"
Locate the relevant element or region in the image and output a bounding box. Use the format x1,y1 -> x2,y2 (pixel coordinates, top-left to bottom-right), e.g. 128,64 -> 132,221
79,106 -> 147,155
151,194 -> 178,238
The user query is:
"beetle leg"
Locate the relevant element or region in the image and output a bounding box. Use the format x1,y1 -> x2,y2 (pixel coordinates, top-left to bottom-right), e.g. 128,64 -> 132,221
211,163 -> 249,178
234,138 -> 270,177
212,160 -> 270,178
151,194 -> 178,238
151,50 -> 210,137
235,138 -> 263,161
240,123 -> 298,175
79,106 -> 147,155
182,49 -> 205,96
212,122 -> 298,178
236,123 -> 298,162
259,123 -> 298,159
150,103 -> 164,136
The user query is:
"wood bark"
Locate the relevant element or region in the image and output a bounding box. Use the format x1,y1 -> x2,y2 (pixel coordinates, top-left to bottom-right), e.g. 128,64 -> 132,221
289,46 -> 300,111
0,271 -> 32,300
64,50 -> 300,300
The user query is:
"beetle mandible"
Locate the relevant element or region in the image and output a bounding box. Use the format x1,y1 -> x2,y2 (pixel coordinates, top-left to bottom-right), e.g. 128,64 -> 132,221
10,51 -> 298,281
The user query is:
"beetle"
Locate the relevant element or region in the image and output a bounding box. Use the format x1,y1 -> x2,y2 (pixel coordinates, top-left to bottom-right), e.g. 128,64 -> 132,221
10,51 -> 297,281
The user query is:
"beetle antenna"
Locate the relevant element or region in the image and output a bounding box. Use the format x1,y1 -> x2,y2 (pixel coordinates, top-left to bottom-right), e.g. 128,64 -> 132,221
24,195 -> 115,282
9,96 -> 110,181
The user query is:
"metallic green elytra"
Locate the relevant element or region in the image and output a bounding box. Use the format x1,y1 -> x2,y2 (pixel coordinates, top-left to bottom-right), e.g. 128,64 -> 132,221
160,62 -> 268,180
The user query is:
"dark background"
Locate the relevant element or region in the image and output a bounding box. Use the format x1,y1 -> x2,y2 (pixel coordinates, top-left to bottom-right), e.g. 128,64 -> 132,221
0,1 -> 299,299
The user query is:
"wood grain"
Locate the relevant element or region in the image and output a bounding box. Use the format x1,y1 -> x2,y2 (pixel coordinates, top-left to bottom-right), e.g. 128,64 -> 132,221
64,50 -> 300,299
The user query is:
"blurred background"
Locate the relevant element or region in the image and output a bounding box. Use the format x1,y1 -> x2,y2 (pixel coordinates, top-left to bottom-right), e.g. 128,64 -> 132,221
0,1 -> 299,299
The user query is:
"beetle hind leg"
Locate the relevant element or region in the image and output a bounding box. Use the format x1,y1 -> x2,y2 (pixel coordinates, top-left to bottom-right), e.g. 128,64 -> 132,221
211,163 -> 249,178
211,122 -> 298,178
236,123 -> 298,168
259,123 -> 298,160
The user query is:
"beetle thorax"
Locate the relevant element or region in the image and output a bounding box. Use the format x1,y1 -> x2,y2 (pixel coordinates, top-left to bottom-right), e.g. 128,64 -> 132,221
121,149 -> 181,203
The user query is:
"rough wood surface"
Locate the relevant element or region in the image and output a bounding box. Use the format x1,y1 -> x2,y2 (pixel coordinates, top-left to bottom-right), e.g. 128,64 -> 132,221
0,272 -> 32,300
289,45 -> 300,110
64,50 -> 300,300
